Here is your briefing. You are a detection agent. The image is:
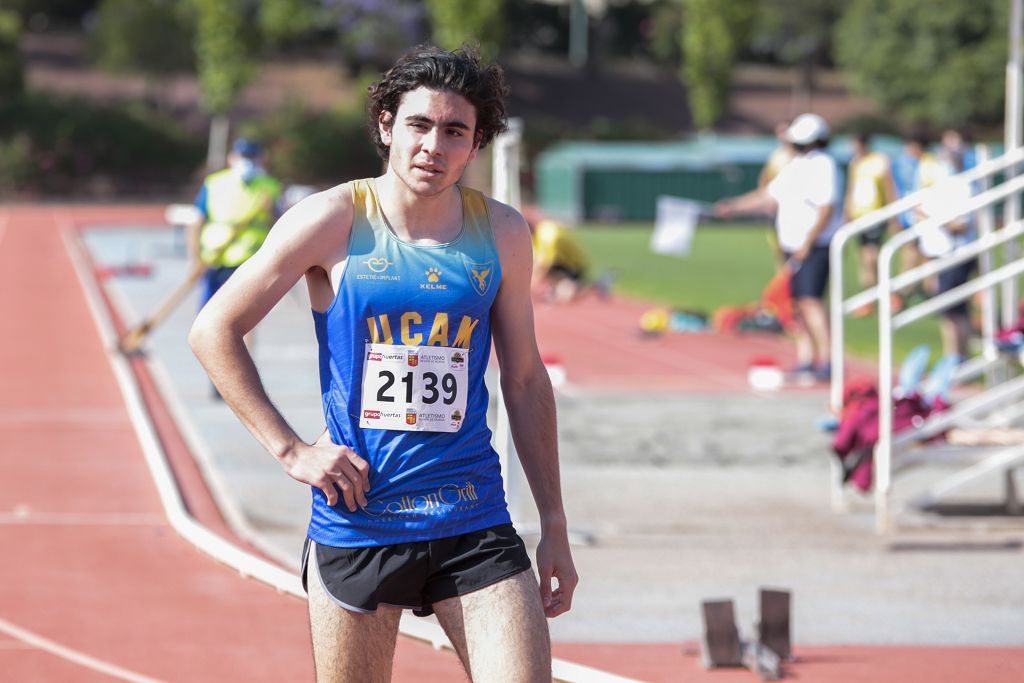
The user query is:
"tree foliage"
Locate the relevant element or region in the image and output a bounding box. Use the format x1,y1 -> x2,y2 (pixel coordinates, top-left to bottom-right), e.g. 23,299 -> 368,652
87,0 -> 194,78
680,0 -> 757,130
835,0 -> 1007,128
751,0 -> 840,65
326,0 -> 427,72
257,0 -> 318,47
0,10 -> 24,97
189,0 -> 254,115
424,0 -> 503,57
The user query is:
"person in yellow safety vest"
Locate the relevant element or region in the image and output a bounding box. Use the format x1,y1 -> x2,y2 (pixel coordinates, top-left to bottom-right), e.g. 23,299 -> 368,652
844,132 -> 899,317
187,138 -> 283,311
530,218 -> 592,303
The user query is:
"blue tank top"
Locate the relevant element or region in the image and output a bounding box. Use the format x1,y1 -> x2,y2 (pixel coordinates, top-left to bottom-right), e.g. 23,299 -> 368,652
309,178 -> 511,547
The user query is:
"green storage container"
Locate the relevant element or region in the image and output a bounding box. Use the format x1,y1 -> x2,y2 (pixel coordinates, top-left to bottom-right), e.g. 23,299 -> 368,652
535,135 -> 927,223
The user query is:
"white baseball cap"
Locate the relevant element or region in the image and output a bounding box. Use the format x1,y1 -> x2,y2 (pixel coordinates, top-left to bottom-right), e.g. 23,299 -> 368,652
785,113 -> 830,145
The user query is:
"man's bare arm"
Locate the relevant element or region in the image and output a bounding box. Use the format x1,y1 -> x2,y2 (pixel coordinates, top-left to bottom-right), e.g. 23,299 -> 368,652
188,185 -> 371,511
489,198 -> 578,618
714,188 -> 779,218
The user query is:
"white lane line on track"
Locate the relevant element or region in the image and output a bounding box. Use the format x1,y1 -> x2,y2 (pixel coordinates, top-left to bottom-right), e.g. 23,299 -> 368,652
0,510 -> 165,526
0,617 -> 167,683
0,408 -> 128,425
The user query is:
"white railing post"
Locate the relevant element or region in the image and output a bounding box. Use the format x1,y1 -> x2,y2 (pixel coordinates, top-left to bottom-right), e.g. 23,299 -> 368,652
1005,0 -> 1023,326
975,145 -> 1001,388
828,228 -> 850,512
875,235 -> 897,533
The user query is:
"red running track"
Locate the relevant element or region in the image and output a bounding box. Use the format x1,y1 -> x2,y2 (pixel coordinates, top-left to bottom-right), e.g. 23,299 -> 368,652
2,204 -> 1022,682
0,205 -> 466,682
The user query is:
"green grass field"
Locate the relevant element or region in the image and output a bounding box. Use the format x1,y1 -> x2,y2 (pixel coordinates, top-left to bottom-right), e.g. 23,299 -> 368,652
575,222 -> 944,364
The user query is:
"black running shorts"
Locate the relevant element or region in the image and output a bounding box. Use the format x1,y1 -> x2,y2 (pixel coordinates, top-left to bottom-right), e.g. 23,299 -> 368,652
936,259 -> 977,316
301,524 -> 532,617
785,246 -> 830,300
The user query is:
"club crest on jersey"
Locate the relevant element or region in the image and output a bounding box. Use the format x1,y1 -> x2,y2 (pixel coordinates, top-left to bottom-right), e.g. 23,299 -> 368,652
463,258 -> 495,296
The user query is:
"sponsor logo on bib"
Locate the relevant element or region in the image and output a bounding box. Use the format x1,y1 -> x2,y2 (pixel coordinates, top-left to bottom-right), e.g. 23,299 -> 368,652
407,350 -> 419,367
363,409 -> 381,420
405,408 -> 418,426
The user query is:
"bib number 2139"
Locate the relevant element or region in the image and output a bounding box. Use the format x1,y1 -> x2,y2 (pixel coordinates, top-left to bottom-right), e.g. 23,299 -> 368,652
359,343 -> 469,432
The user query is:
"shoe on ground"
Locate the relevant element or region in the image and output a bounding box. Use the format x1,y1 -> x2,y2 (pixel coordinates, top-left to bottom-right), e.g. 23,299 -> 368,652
814,363 -> 832,382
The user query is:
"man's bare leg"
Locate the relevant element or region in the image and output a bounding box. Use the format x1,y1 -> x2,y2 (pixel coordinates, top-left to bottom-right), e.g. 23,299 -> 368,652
306,549 -> 402,683
790,310 -> 815,367
858,243 -> 879,289
940,313 -> 971,358
432,570 -> 551,682
797,297 -> 830,366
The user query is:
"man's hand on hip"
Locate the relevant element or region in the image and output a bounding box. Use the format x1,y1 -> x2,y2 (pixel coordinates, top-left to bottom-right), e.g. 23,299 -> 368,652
281,436 -> 371,512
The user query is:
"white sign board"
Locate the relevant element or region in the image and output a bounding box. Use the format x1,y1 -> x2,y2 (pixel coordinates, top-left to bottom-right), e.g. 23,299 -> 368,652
650,196 -> 702,257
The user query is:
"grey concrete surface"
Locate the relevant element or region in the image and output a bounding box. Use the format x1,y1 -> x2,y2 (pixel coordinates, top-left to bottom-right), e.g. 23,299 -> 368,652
86,226 -> 1024,646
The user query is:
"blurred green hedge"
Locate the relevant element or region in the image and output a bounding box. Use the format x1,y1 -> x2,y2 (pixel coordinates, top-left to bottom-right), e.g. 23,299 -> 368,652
0,93 -> 203,196
240,98 -> 382,188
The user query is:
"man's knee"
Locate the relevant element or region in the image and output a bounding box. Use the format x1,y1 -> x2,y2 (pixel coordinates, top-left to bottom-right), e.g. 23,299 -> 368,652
435,571 -> 551,682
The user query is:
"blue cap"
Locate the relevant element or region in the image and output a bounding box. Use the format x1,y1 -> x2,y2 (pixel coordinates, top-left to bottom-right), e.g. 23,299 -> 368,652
232,138 -> 262,158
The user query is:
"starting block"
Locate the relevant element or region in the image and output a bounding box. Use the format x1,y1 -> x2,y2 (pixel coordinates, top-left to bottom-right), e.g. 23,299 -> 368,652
700,600 -> 742,668
700,588 -> 791,680
757,588 -> 792,661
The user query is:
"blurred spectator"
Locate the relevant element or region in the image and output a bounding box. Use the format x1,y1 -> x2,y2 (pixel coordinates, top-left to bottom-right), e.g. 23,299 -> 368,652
530,218 -> 594,303
844,132 -> 899,316
916,147 -> 976,360
892,131 -> 942,285
715,113 -> 842,382
758,121 -> 795,190
940,128 -> 976,171
188,138 -> 281,398
187,138 -> 282,311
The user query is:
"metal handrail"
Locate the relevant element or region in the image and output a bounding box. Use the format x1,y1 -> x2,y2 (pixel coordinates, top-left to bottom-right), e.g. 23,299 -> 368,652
873,177 -> 1024,531
829,145 -> 1024,413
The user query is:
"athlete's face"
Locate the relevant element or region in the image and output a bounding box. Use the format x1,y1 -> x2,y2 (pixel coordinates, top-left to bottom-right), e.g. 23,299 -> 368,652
379,87 -> 480,196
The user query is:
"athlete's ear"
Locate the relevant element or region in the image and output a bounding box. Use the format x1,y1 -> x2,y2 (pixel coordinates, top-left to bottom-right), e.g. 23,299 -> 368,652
468,130 -> 481,162
379,111 -> 394,146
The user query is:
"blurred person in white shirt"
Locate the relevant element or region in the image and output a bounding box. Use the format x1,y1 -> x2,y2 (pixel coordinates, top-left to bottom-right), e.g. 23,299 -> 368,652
916,148 -> 976,360
715,113 -> 843,382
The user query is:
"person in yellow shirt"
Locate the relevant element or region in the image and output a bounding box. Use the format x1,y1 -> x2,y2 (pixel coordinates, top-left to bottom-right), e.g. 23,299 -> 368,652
844,132 -> 898,316
758,121 -> 796,190
893,133 -> 942,289
530,218 -> 592,303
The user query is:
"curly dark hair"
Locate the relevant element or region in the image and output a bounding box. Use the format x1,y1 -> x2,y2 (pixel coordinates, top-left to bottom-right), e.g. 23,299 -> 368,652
367,44 -> 509,160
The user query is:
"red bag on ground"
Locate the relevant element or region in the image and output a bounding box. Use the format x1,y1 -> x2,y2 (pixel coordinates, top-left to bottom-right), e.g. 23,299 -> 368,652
831,379 -> 947,492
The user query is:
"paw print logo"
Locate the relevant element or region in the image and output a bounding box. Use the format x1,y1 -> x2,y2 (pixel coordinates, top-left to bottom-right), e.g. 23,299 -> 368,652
426,267 -> 442,283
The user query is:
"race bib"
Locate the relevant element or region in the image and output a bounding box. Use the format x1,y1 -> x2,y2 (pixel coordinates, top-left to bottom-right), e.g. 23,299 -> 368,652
360,343 -> 469,432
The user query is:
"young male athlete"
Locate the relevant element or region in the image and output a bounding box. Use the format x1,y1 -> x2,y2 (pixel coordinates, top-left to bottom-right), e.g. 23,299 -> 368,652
189,45 -> 577,682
